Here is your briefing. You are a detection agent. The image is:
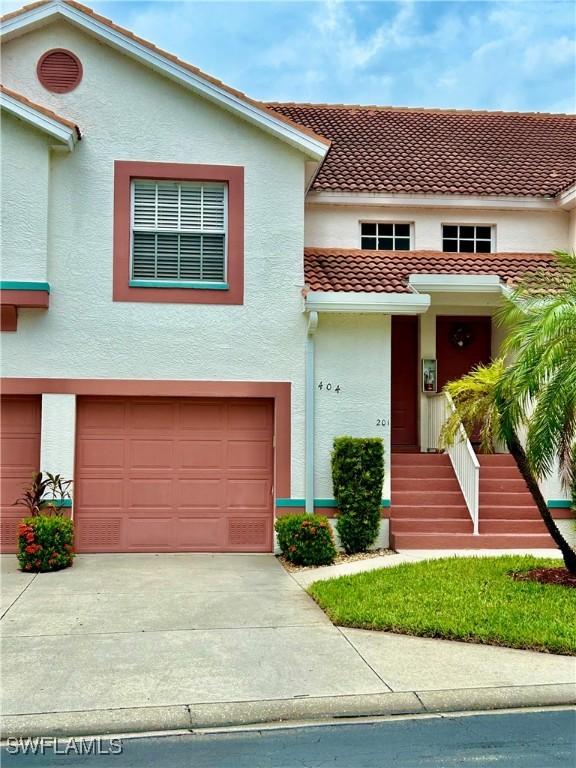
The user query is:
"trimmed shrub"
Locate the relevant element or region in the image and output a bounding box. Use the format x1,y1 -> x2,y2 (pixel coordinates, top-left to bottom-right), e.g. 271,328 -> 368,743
17,515 -> 75,573
332,436 -> 384,554
275,514 -> 336,566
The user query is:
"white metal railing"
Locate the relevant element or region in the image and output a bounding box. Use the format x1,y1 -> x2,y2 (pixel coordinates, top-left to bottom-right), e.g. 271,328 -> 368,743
428,392 -> 480,535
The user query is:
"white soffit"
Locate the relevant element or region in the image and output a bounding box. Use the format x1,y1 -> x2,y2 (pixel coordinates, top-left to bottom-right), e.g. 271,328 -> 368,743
306,190 -> 559,211
1,1 -> 329,161
409,274 -> 503,293
305,291 -> 431,314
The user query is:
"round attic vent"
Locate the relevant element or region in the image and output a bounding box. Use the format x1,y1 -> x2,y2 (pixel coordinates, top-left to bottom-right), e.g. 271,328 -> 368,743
37,49 -> 83,93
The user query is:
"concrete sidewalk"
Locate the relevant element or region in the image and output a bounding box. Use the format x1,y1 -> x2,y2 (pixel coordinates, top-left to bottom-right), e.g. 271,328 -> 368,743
0,553 -> 574,737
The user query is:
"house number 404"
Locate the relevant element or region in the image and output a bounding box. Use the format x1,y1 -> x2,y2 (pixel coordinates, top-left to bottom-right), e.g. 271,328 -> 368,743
318,381 -> 341,393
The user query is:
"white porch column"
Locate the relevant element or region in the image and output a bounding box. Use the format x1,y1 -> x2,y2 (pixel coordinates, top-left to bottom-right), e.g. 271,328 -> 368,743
40,394 -> 76,504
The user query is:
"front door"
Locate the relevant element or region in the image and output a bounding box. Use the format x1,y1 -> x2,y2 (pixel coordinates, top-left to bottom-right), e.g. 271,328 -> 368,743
436,316 -> 492,389
391,316 -> 419,452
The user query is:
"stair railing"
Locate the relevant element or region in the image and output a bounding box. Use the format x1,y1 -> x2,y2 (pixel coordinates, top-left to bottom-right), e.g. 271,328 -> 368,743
428,392 -> 480,535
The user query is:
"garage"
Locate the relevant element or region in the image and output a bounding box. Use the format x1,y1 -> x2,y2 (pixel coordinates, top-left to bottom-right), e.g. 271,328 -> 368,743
0,396 -> 41,553
75,397 -> 274,553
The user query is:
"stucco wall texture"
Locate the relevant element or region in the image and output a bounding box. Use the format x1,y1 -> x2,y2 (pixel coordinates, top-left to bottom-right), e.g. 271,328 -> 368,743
1,113 -> 50,282
305,203 -> 570,253
1,21 -> 310,497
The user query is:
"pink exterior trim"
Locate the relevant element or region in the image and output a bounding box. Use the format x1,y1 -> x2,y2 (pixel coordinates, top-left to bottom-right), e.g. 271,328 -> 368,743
113,162 -> 244,305
0,306 -> 17,332
0,291 -> 50,332
1,378 -> 291,499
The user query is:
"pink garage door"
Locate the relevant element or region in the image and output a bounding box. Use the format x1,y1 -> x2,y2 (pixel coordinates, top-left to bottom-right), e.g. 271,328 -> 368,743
75,397 -> 274,553
0,396 -> 41,553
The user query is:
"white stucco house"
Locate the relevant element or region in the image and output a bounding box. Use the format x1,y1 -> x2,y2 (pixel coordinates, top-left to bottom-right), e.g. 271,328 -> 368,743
1,0 -> 574,554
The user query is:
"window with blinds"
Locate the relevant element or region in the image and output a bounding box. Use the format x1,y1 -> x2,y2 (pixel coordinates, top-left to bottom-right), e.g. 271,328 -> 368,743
131,181 -> 227,284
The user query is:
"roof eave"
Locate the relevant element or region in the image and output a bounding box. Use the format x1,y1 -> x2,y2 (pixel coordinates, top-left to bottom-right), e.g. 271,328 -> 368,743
0,89 -> 78,150
304,291 -> 431,315
0,1 -> 329,161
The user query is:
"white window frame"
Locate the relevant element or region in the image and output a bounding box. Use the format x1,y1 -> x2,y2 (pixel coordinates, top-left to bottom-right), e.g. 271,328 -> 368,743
360,221 -> 413,251
441,223 -> 495,254
129,179 -> 229,288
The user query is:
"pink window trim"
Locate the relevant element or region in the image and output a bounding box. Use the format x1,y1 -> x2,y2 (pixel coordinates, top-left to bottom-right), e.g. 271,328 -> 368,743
113,161 -> 244,305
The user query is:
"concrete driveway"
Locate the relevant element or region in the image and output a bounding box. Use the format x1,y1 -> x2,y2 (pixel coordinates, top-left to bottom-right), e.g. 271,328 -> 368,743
1,553 -> 574,735
0,553 -> 387,716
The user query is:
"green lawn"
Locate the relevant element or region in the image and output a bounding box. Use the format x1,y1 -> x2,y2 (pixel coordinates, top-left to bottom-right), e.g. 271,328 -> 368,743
308,556 -> 576,655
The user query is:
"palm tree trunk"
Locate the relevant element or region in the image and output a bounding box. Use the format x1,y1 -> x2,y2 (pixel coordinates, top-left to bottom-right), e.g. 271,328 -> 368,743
506,433 -> 576,574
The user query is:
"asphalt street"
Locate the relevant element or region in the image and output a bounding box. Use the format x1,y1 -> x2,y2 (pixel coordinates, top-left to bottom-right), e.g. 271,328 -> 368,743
2,708 -> 574,767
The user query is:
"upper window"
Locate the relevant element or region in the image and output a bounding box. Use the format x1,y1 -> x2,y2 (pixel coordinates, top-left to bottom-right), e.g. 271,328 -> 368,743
113,162 -> 244,305
361,222 -> 411,251
442,225 -> 493,253
131,181 -> 227,287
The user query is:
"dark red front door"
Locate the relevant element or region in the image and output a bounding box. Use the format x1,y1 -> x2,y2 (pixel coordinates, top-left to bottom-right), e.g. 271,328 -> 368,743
436,316 -> 492,389
391,316 -> 419,451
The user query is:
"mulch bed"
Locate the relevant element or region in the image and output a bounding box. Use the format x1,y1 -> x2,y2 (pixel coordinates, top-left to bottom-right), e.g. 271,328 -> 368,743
512,567 -> 576,588
277,548 -> 395,573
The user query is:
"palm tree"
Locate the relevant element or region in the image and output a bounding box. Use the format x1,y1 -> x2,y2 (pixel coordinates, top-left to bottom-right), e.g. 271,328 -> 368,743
441,358 -> 576,573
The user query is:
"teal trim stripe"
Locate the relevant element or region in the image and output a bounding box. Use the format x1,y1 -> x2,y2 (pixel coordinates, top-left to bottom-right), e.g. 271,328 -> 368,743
129,280 -> 229,291
548,500 -> 572,509
276,498 -> 391,509
43,498 -> 72,508
0,281 -> 50,293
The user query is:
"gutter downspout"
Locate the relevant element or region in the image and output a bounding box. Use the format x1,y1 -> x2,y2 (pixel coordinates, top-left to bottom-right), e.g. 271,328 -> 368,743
305,311 -> 318,514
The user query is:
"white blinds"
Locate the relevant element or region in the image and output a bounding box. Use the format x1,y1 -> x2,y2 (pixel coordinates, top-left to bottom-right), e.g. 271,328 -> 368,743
131,181 -> 226,283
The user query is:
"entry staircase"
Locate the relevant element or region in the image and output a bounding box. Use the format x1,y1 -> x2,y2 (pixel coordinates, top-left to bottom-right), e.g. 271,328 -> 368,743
389,394 -> 555,550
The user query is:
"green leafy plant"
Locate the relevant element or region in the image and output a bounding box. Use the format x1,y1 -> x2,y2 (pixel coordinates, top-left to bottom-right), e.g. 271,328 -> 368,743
14,471 -> 72,516
17,515 -> 74,572
331,436 -> 384,554
275,514 -> 336,566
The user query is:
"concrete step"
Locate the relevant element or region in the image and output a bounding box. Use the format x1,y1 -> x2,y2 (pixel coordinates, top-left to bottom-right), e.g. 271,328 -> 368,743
480,466 -> 524,479
480,505 -> 542,519
480,479 -> 529,493
392,478 -> 462,492
392,465 -> 456,479
480,492 -> 534,506
480,518 -> 548,534
392,518 -> 473,534
477,454 -> 517,466
391,532 -> 556,549
390,505 -> 470,519
391,453 -> 451,466
393,491 -> 465,506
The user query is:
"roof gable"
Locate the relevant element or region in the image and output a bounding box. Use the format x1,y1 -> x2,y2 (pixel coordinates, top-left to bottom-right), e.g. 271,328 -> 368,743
0,83 -> 80,149
0,0 -> 330,161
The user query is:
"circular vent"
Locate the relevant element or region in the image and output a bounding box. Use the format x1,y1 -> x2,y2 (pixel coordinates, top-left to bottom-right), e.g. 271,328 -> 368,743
37,49 -> 83,93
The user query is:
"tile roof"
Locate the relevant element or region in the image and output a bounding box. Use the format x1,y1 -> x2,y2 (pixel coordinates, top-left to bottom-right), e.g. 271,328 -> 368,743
268,103 -> 576,197
0,83 -> 81,137
1,1 -> 330,152
304,248 -> 557,293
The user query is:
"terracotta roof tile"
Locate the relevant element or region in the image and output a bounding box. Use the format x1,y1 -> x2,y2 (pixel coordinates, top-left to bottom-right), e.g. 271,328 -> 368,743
304,248 -> 557,293
0,83 -> 81,137
269,103 -> 576,197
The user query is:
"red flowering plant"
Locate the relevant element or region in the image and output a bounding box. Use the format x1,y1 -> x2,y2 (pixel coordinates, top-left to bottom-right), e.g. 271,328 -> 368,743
15,472 -> 74,573
275,513 -> 336,566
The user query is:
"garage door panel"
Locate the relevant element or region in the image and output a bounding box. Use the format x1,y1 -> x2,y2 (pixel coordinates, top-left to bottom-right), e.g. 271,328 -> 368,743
75,397 -> 273,552
227,440 -> 272,470
129,401 -> 175,430
128,479 -> 173,507
77,400 -> 126,431
228,401 -> 272,431
129,439 -> 174,468
176,479 -> 223,508
227,479 -> 270,508
176,440 -> 224,468
76,479 -> 124,507
0,396 -> 41,553
77,438 -> 125,469
178,402 -> 225,431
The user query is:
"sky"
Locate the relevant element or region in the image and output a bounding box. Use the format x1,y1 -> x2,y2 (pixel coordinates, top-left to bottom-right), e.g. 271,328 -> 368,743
3,0 -> 575,112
